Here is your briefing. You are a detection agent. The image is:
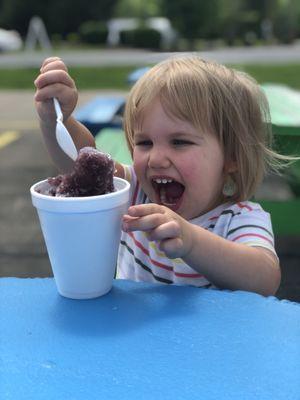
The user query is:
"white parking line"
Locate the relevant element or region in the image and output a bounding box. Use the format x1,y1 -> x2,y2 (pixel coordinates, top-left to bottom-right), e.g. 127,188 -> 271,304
0,131 -> 21,149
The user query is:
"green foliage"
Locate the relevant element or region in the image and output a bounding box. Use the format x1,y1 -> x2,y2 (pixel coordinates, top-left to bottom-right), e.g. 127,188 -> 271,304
273,3 -> 299,43
0,0 -> 44,35
1,0 -> 300,45
120,28 -> 161,49
65,33 -> 80,46
0,0 -> 118,37
78,21 -> 108,45
160,0 -> 300,45
51,34 -> 63,46
161,0 -> 221,42
113,0 -> 161,18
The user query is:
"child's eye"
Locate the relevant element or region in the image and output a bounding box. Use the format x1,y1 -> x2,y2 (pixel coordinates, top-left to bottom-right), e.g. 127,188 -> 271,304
172,139 -> 193,146
135,140 -> 152,147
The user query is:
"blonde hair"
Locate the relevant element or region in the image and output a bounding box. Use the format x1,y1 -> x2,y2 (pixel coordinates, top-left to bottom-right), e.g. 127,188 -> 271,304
124,55 -> 286,201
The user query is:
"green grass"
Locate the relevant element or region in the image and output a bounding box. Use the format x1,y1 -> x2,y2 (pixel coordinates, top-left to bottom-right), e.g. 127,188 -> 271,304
233,64 -> 300,89
71,66 -> 139,90
0,63 -> 300,90
0,65 -> 138,90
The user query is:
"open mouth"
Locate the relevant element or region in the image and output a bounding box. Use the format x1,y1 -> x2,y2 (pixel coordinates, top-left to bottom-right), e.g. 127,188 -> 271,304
151,177 -> 185,210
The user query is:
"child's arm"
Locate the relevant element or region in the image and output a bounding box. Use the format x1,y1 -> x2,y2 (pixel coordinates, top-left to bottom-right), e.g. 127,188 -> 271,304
122,204 -> 281,296
34,57 -> 97,172
34,57 -> 125,178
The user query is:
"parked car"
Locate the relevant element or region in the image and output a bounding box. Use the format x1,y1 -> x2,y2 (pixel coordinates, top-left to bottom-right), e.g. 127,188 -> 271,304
75,96 -> 125,136
127,67 -> 150,85
0,28 -> 23,52
75,68 -> 151,136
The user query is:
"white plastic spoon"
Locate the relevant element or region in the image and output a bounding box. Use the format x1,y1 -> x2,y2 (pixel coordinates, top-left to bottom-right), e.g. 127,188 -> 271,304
53,98 -> 78,161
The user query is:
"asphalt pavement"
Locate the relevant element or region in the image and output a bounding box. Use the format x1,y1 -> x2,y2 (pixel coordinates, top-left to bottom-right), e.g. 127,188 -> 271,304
1,42 -> 300,69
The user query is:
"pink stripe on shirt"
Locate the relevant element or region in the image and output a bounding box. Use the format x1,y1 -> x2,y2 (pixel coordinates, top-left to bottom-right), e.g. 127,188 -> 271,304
237,202 -> 253,211
231,233 -> 273,246
128,232 -> 203,278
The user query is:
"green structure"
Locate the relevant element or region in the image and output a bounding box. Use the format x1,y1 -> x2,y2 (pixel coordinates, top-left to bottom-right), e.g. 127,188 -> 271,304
95,128 -> 132,165
260,84 -> 300,235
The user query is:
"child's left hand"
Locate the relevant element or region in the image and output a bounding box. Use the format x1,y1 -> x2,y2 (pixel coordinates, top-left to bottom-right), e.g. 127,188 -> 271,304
122,204 -> 193,259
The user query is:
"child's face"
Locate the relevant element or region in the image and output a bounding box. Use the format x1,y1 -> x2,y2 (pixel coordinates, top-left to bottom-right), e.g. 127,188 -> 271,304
132,99 -> 227,219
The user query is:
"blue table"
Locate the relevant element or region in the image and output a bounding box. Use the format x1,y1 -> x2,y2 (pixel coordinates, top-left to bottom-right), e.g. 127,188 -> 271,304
1,278 -> 299,400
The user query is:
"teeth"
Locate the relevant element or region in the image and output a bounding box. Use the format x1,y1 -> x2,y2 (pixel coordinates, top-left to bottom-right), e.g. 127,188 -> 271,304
152,178 -> 177,207
153,178 -> 173,184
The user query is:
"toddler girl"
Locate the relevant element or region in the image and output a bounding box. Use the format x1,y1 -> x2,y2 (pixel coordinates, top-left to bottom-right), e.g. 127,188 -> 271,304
34,55 -> 283,296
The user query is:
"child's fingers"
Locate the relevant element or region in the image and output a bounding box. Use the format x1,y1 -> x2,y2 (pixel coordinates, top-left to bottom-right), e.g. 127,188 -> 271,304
122,212 -> 166,232
34,70 -> 75,90
123,206 -> 186,258
159,237 -> 184,259
123,214 -> 136,221
122,214 -> 139,222
41,59 -> 68,74
122,215 -> 138,232
147,220 -> 181,242
40,57 -> 63,71
127,204 -> 166,218
34,84 -> 68,103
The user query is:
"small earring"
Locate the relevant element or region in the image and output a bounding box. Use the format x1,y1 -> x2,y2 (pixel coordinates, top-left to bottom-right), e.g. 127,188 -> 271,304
222,175 -> 236,197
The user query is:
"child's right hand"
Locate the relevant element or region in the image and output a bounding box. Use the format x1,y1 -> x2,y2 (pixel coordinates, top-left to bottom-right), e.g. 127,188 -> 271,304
34,57 -> 78,124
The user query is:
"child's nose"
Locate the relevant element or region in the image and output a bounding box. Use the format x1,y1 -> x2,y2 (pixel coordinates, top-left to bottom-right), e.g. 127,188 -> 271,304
148,147 -> 171,169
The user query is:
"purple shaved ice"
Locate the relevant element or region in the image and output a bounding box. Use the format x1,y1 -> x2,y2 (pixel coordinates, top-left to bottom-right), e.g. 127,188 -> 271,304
38,147 -> 115,197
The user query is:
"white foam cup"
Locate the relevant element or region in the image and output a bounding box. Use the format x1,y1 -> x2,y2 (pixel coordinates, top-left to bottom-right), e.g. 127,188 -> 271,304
30,177 -> 130,299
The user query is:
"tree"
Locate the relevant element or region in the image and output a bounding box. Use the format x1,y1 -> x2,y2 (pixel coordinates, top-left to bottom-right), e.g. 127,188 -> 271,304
113,0 -> 161,19
161,0 -> 221,47
0,0 -> 118,37
273,0 -> 299,42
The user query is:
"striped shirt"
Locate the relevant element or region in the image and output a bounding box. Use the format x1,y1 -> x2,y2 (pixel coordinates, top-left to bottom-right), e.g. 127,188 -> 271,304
116,165 -> 277,287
